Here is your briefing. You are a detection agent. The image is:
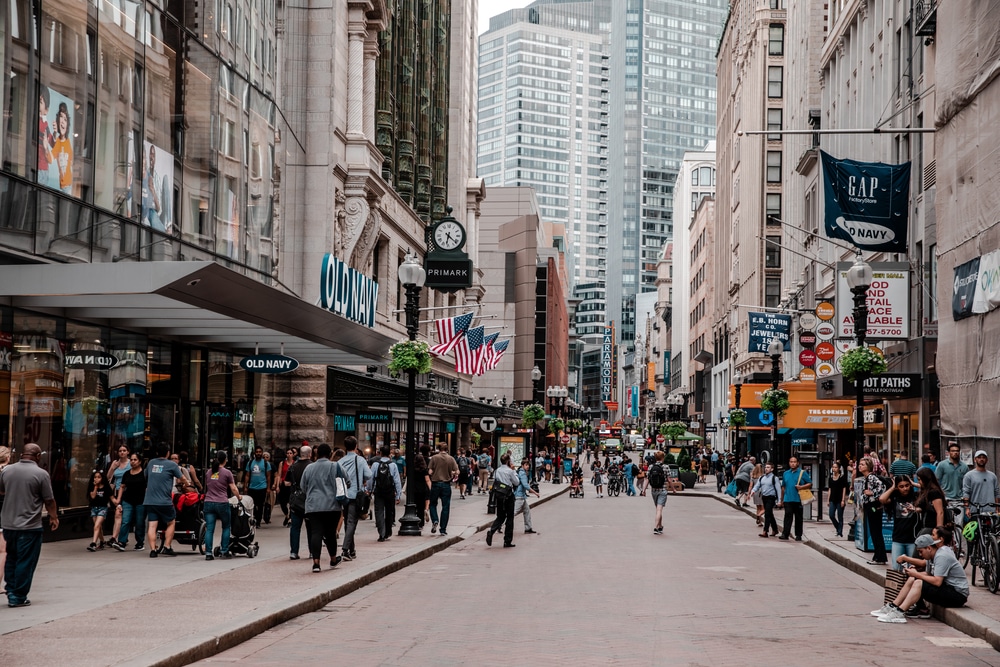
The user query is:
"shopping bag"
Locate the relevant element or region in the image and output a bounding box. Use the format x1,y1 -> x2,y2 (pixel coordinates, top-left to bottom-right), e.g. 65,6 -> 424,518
884,568 -> 907,604
725,480 -> 738,497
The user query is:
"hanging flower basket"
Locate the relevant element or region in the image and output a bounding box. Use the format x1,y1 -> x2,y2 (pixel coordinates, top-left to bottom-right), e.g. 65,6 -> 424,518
471,431 -> 481,446
548,418 -> 565,434
840,346 -> 887,383
760,388 -> 790,417
522,403 -> 545,429
728,408 -> 747,428
387,339 -> 432,377
660,421 -> 687,441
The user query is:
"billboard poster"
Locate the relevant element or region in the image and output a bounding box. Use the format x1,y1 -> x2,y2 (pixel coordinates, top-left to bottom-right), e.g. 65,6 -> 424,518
631,386 -> 639,418
835,262 -> 910,340
952,256 -> 980,320
141,141 -> 174,233
972,249 -> 1000,315
747,312 -> 792,353
37,86 -> 75,195
821,151 -> 911,253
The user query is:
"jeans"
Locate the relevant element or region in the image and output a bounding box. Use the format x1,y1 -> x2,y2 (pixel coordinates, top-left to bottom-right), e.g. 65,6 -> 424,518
626,475 -> 636,496
342,499 -> 360,555
117,501 -> 146,547
514,496 -> 533,531
429,481 -> 452,531
203,501 -> 232,554
289,510 -> 304,556
3,528 -> 44,605
305,511 -> 341,560
781,501 -> 803,539
762,496 -> 779,534
374,495 -> 396,540
867,507 -> 888,562
828,501 -> 845,536
489,494 -> 516,546
891,541 -> 916,571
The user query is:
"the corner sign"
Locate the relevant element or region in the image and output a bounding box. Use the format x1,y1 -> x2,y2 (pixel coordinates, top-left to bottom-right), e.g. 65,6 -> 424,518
240,354 -> 300,374
320,254 -> 379,327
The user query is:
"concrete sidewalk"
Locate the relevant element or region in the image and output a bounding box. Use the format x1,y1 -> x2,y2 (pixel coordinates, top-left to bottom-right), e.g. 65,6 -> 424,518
689,481 -> 1000,652
0,481 -> 568,666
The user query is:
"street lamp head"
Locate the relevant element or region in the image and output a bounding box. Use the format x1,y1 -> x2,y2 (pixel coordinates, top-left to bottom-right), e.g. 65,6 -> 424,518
398,253 -> 426,287
733,374 -> 743,387
846,252 -> 873,291
531,365 -> 542,382
767,337 -> 784,358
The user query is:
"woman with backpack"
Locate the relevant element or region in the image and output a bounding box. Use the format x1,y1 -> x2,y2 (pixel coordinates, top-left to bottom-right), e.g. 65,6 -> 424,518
456,448 -> 471,500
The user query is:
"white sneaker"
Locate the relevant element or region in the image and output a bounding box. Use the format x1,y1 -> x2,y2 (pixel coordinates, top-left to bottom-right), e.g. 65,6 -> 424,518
870,603 -> 894,617
877,608 -> 907,623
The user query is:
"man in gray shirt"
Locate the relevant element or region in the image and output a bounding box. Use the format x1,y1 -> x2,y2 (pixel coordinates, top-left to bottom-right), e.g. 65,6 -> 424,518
963,449 -> 1000,514
734,456 -> 755,507
144,442 -> 184,558
0,443 -> 58,608
486,454 -> 520,548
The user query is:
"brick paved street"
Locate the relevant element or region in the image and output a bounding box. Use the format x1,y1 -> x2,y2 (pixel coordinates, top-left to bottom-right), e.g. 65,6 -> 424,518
198,493 -> 1000,667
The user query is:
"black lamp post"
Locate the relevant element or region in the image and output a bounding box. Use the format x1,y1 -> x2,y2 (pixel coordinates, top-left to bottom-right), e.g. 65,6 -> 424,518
767,337 -> 783,455
397,254 -> 426,537
547,385 -> 568,482
529,365 -> 542,481
846,252 -> 873,465
732,374 -> 743,455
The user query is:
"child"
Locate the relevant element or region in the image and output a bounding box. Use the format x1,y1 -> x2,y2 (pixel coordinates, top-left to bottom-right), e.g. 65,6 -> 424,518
87,470 -> 112,551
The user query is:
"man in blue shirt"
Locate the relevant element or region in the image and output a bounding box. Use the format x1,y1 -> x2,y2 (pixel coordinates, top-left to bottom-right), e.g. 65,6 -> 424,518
624,458 -> 638,496
242,447 -> 272,527
778,456 -> 812,542
514,458 -> 540,534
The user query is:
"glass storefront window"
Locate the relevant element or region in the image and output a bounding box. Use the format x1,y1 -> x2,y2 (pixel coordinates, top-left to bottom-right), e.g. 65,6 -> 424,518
2,0 -> 35,177
142,7 -> 177,238
62,321 -> 110,505
178,39 -> 217,251
108,329 -> 147,458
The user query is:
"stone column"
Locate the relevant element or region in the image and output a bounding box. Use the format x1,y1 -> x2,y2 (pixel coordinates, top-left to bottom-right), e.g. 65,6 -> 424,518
347,22 -> 367,137
364,36 -> 379,142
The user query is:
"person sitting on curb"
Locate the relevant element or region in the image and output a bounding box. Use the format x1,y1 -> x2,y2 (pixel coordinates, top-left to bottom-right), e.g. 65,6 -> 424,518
872,528 -> 969,624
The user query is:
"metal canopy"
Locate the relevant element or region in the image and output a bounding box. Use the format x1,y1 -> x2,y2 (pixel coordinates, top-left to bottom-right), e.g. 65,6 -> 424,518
0,261 -> 396,365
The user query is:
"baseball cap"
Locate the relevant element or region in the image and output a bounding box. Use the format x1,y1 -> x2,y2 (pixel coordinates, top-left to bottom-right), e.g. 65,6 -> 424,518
976,450 -> 989,459
915,534 -> 940,549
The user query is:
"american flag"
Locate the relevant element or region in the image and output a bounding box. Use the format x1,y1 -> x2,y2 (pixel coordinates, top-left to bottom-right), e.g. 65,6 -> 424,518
430,311 -> 474,356
474,332 -> 499,375
486,339 -> 509,371
454,326 -> 485,374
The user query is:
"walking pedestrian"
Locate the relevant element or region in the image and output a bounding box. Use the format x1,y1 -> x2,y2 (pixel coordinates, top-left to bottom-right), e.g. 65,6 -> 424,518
752,462 -> 781,538
369,445 -> 401,541
338,436 -> 371,561
0,443 -> 59,607
591,457 -> 605,498
286,445 -> 312,560
0,446 -> 10,590
299,443 -> 349,573
625,457 -> 638,496
858,457 -> 888,565
427,442 -> 459,536
734,456 -> 754,508
144,443 -> 185,558
86,470 -> 112,551
642,451 -> 672,535
750,462 -> 764,526
486,454 -> 518,548
111,452 -> 146,551
777,455 -> 811,542
827,461 -> 849,538
888,451 -> 917,482
514,458 -> 540,534
275,446 -> 297,526
202,451 -> 240,560
935,442 -> 968,514
477,448 -> 492,494
242,446 -> 272,528
456,448 -> 471,500
106,444 -> 130,546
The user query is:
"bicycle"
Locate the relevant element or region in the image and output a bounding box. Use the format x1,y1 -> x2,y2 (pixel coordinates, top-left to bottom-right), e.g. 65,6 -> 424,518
962,503 -> 999,593
946,499 -> 966,564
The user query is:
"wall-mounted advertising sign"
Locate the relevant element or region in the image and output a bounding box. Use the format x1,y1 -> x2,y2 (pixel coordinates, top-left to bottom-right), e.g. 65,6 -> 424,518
333,414 -> 356,432
748,312 -> 792,353
835,262 -> 909,340
821,151 -> 911,253
319,253 -> 379,327
65,352 -> 119,370
240,354 -> 299,374
357,411 -> 392,424
601,323 -> 614,402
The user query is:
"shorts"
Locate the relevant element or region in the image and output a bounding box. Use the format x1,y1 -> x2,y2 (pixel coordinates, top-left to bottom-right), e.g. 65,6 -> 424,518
90,507 -> 108,518
735,479 -> 750,494
921,581 -> 968,608
145,504 -> 176,524
651,489 -> 668,507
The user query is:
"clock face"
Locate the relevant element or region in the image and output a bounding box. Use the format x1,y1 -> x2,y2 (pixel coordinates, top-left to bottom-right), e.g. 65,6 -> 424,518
433,220 -> 465,251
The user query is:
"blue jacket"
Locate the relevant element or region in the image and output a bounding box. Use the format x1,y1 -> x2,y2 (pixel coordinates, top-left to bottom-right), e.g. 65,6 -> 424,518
339,452 -> 372,500
515,467 -> 532,498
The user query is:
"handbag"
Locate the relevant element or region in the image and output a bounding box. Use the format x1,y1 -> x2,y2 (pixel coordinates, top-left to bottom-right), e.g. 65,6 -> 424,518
725,480 -> 738,497
353,458 -> 371,518
289,484 -> 306,515
797,470 -> 815,505
494,479 -> 514,499
335,475 -> 349,506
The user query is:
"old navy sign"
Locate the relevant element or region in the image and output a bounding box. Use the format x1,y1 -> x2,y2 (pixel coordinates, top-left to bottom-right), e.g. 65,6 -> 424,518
240,354 -> 299,374
821,151 -> 911,253
320,254 -> 379,327
65,352 -> 119,370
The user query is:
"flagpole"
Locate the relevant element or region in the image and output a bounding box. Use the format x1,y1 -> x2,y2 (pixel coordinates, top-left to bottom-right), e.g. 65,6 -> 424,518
391,303 -> 484,314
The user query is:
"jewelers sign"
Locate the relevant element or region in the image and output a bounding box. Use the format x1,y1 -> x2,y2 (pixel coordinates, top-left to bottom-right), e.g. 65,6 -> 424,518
835,262 -> 909,340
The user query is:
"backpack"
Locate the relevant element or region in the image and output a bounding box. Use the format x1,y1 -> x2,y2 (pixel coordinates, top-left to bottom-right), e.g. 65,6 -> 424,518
458,456 -> 470,474
373,460 -> 395,498
478,454 -> 491,469
648,463 -> 666,489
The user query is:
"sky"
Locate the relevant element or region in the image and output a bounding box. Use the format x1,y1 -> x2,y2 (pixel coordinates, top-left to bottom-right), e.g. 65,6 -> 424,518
478,0 -> 532,35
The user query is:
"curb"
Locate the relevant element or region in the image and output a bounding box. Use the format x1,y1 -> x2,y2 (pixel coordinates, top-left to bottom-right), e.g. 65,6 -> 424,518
118,483 -> 570,667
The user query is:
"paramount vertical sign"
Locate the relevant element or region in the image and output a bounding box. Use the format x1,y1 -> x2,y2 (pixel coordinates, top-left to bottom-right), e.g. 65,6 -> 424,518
601,323 -> 614,402
821,151 -> 911,253
319,254 -> 379,327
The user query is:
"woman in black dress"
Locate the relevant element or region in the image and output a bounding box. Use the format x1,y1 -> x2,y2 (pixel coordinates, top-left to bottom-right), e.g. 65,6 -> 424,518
827,461 -> 849,537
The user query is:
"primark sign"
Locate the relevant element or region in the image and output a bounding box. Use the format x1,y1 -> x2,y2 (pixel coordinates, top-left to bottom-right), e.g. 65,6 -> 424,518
319,254 -> 379,327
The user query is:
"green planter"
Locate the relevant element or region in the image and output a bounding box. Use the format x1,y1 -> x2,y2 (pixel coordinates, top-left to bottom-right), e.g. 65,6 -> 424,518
678,471 -> 698,489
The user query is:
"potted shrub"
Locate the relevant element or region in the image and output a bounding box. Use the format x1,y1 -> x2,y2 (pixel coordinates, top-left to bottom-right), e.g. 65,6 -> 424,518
521,404 -> 545,429
840,346 -> 887,383
728,408 -> 747,428
548,418 -> 565,434
387,339 -> 432,377
676,450 -> 697,488
760,388 -> 790,418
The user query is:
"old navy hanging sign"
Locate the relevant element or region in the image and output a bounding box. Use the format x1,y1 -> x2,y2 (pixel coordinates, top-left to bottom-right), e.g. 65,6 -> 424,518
240,354 -> 300,374
320,254 -> 379,327
821,151 -> 911,252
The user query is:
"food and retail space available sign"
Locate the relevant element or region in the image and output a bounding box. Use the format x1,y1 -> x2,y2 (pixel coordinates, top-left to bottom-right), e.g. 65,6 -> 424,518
835,262 -> 909,340
952,250 -> 1000,320
319,253 -> 379,327
821,151 -> 911,253
747,312 -> 792,353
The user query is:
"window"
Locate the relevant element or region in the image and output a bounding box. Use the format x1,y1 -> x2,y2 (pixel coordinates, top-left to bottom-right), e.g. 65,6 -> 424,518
769,25 -> 784,56
766,151 -> 782,183
765,276 -> 782,309
768,66 -> 783,98
765,236 -> 782,268
767,108 -> 782,141
766,193 -> 782,223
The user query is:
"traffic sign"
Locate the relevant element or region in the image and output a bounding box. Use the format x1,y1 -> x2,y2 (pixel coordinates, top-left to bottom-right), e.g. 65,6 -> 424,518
479,416 -> 497,432
656,434 -> 665,444
560,434 -> 570,444
759,410 -> 774,425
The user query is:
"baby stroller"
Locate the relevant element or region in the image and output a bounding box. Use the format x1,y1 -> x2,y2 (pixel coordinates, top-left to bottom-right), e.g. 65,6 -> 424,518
217,495 -> 260,558
569,471 -> 585,498
157,491 -> 206,554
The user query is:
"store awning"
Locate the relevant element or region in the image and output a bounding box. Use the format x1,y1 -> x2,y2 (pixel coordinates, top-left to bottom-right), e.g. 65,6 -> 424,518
0,261 -> 397,365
